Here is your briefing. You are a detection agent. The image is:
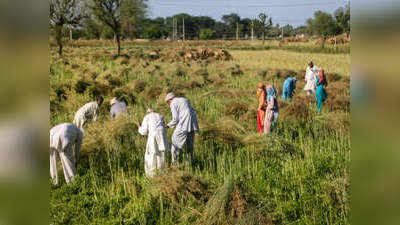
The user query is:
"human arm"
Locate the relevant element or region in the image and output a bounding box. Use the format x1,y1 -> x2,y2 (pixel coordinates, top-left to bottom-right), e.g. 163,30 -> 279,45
110,109 -> 115,119
93,104 -> 99,121
315,76 -> 320,87
267,96 -> 275,111
167,103 -> 179,128
258,91 -> 266,110
138,116 -> 149,135
305,68 -> 311,82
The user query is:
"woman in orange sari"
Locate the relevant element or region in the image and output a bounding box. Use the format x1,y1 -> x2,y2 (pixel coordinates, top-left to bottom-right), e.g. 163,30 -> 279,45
256,83 -> 267,134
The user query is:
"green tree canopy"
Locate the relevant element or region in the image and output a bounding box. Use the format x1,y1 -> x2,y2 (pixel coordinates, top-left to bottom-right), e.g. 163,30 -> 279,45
199,29 -> 213,40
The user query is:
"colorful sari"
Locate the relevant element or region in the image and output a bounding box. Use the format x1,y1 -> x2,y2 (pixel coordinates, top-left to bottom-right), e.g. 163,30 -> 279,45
256,88 -> 266,133
315,70 -> 328,113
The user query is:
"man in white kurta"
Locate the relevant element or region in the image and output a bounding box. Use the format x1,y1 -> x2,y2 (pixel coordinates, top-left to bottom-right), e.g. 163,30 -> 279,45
138,109 -> 169,177
73,97 -> 103,131
165,93 -> 199,164
304,61 -> 320,95
50,123 -> 83,185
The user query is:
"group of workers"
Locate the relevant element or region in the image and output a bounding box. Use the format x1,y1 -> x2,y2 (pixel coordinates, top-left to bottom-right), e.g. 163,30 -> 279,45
50,61 -> 328,185
50,92 -> 198,185
256,61 -> 328,134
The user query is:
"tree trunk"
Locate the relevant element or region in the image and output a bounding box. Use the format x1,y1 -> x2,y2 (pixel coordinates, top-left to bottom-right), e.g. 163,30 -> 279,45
56,25 -> 63,57
262,31 -> 265,45
321,36 -> 326,49
115,32 -> 121,56
58,43 -> 63,57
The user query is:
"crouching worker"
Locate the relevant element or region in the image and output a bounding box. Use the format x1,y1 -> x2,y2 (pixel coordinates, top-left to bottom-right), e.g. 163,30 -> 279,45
282,77 -> 297,100
165,92 -> 199,165
264,85 -> 279,134
50,123 -> 83,185
138,109 -> 169,177
110,97 -> 127,119
315,69 -> 328,113
73,96 -> 103,131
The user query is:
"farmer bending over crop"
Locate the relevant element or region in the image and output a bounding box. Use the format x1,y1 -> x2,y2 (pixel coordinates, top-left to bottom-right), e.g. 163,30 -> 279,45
110,97 -> 127,119
138,109 -> 169,177
315,69 -> 328,113
73,96 -> 103,131
304,61 -> 320,95
282,77 -> 297,100
165,92 -> 199,165
50,123 -> 83,185
264,85 -> 279,134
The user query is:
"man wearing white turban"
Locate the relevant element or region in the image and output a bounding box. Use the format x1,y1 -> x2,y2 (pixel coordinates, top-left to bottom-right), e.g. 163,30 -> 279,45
165,93 -> 199,164
138,108 -> 169,177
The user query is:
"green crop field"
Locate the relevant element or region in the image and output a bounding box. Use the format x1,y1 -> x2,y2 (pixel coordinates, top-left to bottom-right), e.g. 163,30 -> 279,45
50,40 -> 350,224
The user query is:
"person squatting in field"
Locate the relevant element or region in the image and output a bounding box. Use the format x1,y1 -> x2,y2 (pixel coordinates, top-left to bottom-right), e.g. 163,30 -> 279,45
315,69 -> 328,113
304,61 -> 320,95
73,96 -> 104,131
282,77 -> 297,100
110,97 -> 127,119
50,123 -> 83,185
264,85 -> 279,134
256,82 -> 267,134
165,92 -> 199,165
138,108 -> 169,177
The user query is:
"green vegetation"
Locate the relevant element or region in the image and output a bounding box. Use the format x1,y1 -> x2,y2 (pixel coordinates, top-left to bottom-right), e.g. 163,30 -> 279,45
200,29 -> 214,40
50,42 -> 350,224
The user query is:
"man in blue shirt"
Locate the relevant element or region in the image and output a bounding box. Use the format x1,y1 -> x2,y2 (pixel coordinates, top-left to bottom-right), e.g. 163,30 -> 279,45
110,97 -> 127,119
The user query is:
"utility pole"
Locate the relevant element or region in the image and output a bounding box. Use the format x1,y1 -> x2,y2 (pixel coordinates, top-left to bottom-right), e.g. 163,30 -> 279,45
176,17 -> 178,41
183,17 -> 185,41
175,17 -> 177,41
236,22 -> 239,40
281,26 -> 284,40
176,18 -> 178,40
172,17 -> 175,41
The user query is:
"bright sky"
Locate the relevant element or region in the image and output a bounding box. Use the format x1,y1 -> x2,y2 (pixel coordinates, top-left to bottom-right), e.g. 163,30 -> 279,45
148,0 -> 350,27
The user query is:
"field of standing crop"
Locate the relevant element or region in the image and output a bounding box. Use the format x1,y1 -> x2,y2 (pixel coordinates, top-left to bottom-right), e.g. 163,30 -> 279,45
50,41 -> 350,224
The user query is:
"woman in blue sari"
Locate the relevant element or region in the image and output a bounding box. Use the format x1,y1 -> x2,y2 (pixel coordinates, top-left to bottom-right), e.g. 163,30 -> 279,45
282,77 -> 297,100
315,69 -> 328,113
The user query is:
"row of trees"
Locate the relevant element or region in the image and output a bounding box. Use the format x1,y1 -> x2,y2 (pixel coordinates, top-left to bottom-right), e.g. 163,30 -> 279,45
50,0 -> 148,56
49,0 -> 350,56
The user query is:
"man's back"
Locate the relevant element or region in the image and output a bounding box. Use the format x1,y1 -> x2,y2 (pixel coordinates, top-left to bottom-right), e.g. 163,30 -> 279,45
50,123 -> 82,150
76,102 -> 98,118
110,101 -> 127,119
169,97 -> 199,132
146,113 -> 165,133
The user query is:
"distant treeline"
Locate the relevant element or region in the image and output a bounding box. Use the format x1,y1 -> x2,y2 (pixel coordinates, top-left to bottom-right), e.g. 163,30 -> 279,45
50,0 -> 349,56
60,5 -> 349,41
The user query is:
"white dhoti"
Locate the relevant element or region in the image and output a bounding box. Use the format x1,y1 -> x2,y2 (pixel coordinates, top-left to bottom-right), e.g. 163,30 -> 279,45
171,130 -> 195,163
139,112 -> 169,177
144,128 -> 168,177
50,146 -> 76,185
